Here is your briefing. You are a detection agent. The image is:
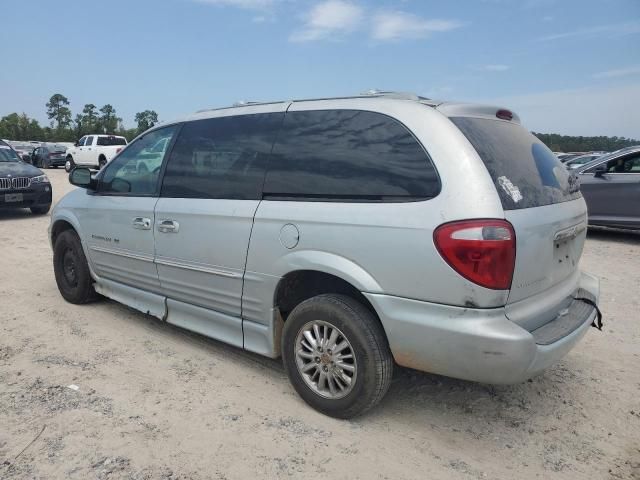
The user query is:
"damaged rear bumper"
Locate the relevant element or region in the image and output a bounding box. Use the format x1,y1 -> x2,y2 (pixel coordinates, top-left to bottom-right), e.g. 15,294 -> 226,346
364,271 -> 600,384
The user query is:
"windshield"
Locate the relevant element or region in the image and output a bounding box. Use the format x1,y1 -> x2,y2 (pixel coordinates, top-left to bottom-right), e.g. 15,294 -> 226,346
0,147 -> 21,162
49,145 -> 67,153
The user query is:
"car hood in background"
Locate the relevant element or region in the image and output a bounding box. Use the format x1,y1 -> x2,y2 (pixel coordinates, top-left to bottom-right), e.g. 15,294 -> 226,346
0,162 -> 43,177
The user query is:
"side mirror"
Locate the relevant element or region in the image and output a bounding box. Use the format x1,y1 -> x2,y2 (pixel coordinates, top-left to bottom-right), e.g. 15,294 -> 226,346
593,165 -> 607,178
69,167 -> 96,190
74,141 -> 79,147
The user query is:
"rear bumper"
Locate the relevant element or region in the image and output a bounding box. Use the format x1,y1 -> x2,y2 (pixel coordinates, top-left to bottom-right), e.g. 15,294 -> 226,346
365,271 -> 600,384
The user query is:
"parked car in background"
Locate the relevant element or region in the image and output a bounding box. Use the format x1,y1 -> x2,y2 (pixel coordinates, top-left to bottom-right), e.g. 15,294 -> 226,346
65,134 -> 127,171
11,143 -> 36,163
575,146 -> 640,230
0,142 -> 52,214
565,153 -> 603,169
50,93 -> 600,418
32,144 -> 68,169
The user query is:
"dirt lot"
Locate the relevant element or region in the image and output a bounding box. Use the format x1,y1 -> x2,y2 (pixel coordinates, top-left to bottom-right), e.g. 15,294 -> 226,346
0,169 -> 638,480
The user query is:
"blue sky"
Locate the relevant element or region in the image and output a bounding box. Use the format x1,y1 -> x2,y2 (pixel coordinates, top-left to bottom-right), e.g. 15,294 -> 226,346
1,0 -> 639,137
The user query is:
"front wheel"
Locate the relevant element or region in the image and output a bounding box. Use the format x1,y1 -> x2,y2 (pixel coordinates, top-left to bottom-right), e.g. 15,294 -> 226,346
65,157 -> 75,172
53,230 -> 99,304
282,294 -> 393,419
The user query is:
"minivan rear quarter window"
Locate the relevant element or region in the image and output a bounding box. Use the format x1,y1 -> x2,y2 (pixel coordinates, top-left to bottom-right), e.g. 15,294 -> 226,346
451,117 -> 581,210
263,109 -> 440,202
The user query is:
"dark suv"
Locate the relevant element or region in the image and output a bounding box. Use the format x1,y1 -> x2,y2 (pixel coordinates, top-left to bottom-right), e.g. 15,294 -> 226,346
32,144 -> 68,169
0,140 -> 52,214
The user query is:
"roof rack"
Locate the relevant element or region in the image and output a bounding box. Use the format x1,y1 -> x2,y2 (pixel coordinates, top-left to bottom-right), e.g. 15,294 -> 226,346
232,100 -> 264,107
191,91 -> 440,117
360,89 -> 431,101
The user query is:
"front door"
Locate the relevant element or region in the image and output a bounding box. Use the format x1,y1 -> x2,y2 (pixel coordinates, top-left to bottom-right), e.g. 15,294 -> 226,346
80,136 -> 95,166
77,125 -> 180,317
580,151 -> 640,227
153,111 -> 283,346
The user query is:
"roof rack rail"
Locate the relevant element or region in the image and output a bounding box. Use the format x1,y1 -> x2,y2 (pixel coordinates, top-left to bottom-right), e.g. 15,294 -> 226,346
360,89 -> 431,101
232,100 -> 264,107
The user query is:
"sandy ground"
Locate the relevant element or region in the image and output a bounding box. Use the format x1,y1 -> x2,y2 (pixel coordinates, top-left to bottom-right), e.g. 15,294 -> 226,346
0,168 -> 638,480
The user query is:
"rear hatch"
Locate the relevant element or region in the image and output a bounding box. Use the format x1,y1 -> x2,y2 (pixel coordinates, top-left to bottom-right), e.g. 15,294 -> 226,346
450,115 -> 585,330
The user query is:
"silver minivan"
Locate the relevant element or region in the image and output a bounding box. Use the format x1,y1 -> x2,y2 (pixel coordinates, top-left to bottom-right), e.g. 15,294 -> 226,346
49,92 -> 601,418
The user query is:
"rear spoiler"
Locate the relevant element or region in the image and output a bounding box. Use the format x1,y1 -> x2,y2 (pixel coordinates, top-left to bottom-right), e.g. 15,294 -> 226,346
436,102 -> 521,124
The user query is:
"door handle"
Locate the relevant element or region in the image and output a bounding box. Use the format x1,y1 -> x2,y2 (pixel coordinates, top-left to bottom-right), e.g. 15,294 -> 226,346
132,217 -> 151,230
157,219 -> 179,233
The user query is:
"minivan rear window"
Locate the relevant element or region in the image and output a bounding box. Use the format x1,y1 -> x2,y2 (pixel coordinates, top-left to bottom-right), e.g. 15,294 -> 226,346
451,117 -> 581,210
263,110 -> 440,202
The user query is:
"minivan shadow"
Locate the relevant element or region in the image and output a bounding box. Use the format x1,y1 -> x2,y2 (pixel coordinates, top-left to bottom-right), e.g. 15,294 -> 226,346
587,226 -> 640,245
95,298 -> 584,429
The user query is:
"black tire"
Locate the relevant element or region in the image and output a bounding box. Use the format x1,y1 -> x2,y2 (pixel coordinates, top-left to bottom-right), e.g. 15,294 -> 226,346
98,157 -> 107,169
282,294 -> 393,419
53,230 -> 99,304
30,205 -> 51,215
65,156 -> 75,172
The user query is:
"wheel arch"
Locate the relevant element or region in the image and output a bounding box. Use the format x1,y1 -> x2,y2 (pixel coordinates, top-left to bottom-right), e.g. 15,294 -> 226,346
274,270 -> 378,318
50,218 -> 78,248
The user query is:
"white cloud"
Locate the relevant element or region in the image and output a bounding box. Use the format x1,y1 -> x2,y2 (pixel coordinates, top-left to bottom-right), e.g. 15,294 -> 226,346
371,11 -> 463,41
290,1 -> 363,42
538,21 -> 640,41
483,84 -> 640,138
593,66 -> 640,79
482,64 -> 510,72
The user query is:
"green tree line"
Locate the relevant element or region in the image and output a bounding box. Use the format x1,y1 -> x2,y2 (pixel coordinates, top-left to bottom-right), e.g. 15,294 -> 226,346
532,132 -> 639,153
0,93 -> 158,143
2,93 -> 637,153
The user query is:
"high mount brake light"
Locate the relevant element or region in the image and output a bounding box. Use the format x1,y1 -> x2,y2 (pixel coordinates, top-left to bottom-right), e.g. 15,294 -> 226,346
434,219 -> 516,290
496,109 -> 514,121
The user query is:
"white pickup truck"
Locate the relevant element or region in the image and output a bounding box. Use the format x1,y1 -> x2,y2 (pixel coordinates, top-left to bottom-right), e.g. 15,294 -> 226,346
65,134 -> 128,172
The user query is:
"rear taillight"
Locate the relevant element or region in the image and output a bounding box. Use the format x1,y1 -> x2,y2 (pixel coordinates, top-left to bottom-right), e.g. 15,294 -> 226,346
434,219 -> 516,290
116,148 -> 123,154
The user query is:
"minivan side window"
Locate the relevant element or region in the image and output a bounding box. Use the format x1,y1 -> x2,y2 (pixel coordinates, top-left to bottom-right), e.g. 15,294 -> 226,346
160,113 -> 284,200
262,110 -> 440,202
99,125 -> 179,196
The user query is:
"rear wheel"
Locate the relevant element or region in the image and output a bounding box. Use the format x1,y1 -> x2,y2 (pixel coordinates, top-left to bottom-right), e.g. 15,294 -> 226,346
282,294 -> 393,419
65,156 -> 75,172
53,230 -> 99,304
98,156 -> 107,169
30,205 -> 50,215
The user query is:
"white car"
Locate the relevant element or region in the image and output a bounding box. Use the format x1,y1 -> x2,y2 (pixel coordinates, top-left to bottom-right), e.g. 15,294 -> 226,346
65,134 -> 127,172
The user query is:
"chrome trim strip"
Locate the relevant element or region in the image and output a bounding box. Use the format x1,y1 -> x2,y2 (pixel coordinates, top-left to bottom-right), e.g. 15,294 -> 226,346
553,222 -> 587,241
89,245 -> 155,263
154,257 -> 241,278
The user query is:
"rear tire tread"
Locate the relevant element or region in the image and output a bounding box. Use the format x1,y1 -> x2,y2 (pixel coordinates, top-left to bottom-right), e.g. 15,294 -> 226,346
282,293 -> 393,419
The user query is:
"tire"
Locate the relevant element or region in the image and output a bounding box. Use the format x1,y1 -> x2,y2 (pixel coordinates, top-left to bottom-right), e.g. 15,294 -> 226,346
98,157 -> 107,169
65,157 -> 75,172
53,230 -> 99,304
282,294 -> 393,419
30,205 -> 51,215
